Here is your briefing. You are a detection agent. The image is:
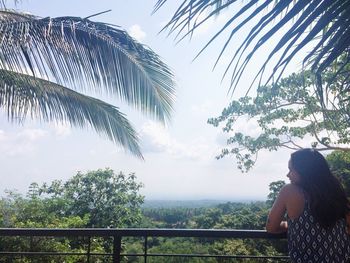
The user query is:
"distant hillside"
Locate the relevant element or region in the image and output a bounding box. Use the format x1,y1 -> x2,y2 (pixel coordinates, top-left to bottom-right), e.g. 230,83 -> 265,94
143,199 -> 234,209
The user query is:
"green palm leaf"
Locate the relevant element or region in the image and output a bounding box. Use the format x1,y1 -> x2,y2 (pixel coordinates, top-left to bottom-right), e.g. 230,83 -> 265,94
0,10 -> 175,122
0,10 -> 177,156
156,0 -> 350,98
0,69 -> 142,157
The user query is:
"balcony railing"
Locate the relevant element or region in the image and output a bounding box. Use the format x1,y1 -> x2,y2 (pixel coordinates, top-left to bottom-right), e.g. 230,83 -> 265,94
0,228 -> 288,262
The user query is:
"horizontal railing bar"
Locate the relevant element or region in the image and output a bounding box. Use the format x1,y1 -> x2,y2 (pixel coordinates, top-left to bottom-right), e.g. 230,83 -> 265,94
0,252 -> 288,259
0,252 -> 112,256
0,228 -> 286,238
0,228 -> 288,261
122,253 -> 289,259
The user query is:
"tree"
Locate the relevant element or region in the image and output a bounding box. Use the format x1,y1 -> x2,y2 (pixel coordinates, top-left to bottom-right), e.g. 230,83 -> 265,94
0,169 -> 144,262
207,60 -> 350,171
0,188 -> 90,263
155,0 -> 349,100
326,151 -> 350,197
0,6 -> 176,156
266,180 -> 286,207
40,168 -> 144,228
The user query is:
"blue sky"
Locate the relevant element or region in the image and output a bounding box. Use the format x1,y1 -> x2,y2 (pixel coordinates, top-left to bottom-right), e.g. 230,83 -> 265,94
0,1 -> 305,200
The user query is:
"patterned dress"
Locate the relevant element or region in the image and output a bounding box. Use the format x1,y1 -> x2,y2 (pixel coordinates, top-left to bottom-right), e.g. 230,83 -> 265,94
288,201 -> 350,263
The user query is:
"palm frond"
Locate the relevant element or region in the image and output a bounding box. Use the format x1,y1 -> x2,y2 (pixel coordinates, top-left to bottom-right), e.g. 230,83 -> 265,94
0,69 -> 142,157
156,0 -> 350,98
0,11 -> 175,123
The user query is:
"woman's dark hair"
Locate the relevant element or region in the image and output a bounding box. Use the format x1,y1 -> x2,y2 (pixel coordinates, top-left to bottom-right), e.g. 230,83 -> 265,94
290,148 -> 349,228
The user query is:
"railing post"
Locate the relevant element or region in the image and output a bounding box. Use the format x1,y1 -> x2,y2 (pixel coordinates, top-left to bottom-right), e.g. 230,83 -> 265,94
113,235 -> 122,263
144,235 -> 148,263
87,236 -> 91,263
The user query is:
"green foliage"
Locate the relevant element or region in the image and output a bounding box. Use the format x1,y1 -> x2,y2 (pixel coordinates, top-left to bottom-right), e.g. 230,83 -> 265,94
146,238 -> 216,263
266,181 -> 286,207
142,207 -> 202,228
208,64 -> 350,171
0,190 -> 289,263
40,168 -> 144,228
0,168 -> 144,262
326,151 -> 350,196
129,201 -> 287,263
0,189 -> 89,263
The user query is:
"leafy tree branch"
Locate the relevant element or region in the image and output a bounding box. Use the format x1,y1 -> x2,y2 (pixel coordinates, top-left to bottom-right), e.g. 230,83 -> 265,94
209,61 -> 350,172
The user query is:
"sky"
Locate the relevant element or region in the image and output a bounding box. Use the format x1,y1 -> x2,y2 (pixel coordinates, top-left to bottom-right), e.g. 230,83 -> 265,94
0,0 -> 306,200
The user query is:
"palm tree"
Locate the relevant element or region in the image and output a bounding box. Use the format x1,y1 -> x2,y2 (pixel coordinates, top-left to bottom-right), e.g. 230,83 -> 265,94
0,9 -> 176,157
155,0 -> 349,100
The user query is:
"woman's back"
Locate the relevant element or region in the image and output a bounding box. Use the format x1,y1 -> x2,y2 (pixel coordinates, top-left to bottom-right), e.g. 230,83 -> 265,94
288,196 -> 350,263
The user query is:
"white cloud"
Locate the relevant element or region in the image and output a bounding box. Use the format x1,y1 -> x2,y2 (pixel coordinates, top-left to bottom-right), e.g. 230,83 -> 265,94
223,117 -> 262,138
128,24 -> 146,41
6,144 -> 34,157
0,130 -> 7,141
0,128 -> 48,157
51,123 -> 71,137
191,101 -> 213,115
140,121 -> 216,161
17,128 -> 48,141
159,8 -> 229,39
88,149 -> 96,155
186,9 -> 229,37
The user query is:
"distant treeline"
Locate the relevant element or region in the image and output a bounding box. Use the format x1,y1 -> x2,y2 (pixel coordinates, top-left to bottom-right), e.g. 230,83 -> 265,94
142,199 -> 234,209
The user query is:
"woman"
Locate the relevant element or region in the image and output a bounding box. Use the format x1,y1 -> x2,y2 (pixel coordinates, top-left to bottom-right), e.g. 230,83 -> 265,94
266,148 -> 350,263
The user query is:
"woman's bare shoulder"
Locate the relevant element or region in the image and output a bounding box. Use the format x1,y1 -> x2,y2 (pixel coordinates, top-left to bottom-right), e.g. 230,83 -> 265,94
280,184 -> 305,219
279,183 -> 304,198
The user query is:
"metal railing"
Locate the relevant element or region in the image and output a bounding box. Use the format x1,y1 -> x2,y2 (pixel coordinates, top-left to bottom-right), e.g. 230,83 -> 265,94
0,228 -> 288,262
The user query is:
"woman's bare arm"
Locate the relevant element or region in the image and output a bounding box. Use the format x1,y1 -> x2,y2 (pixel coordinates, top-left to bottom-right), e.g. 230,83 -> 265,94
266,185 -> 290,233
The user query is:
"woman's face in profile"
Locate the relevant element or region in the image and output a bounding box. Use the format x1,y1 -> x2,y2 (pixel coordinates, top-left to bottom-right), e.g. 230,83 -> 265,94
287,159 -> 301,184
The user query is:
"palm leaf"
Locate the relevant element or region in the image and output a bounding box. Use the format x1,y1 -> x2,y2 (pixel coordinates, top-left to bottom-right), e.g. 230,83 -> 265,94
0,69 -> 142,157
0,11 -> 175,123
156,0 -> 350,98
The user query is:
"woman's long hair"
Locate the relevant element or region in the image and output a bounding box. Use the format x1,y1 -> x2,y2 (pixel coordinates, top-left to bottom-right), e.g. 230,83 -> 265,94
291,148 -> 349,228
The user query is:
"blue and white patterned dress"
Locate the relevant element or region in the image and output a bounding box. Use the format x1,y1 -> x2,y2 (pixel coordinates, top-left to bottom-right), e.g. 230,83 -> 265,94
288,200 -> 350,263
